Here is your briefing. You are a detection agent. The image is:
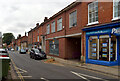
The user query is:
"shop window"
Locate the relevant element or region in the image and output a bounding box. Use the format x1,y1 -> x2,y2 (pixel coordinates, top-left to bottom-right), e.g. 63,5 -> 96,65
89,36 -> 98,60
88,35 -> 117,61
99,36 -> 109,61
119,37 -> 120,55
49,40 -> 59,56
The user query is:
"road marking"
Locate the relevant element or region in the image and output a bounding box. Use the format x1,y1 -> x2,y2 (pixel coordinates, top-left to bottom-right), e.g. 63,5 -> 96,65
71,71 -> 90,81
20,76 -> 32,78
9,54 -> 24,81
78,73 -> 109,81
16,67 -> 27,73
16,72 -> 24,74
40,77 -> 49,81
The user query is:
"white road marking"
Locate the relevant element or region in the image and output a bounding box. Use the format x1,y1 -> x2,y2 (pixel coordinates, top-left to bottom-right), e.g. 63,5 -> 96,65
71,71 -> 90,81
78,73 -> 109,81
16,72 -> 24,74
40,77 -> 49,81
17,67 -> 27,73
19,76 -> 32,78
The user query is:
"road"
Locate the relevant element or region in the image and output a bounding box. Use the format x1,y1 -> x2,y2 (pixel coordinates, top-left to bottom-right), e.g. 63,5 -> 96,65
9,51 -> 118,81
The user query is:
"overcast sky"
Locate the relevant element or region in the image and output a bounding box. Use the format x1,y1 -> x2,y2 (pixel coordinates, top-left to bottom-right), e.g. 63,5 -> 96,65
0,0 -> 75,38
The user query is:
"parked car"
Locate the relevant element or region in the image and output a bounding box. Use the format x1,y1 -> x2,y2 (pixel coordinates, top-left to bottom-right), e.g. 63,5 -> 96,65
11,48 -> 14,51
30,48 -> 46,60
0,49 -> 9,57
19,49 -> 26,54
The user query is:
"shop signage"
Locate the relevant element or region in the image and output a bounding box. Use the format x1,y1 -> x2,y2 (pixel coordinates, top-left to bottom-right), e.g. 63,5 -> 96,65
112,28 -> 120,34
86,29 -> 111,35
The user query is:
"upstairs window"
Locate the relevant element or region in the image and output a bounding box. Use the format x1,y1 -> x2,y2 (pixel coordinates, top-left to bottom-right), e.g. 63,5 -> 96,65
113,0 -> 120,19
69,10 -> 77,28
51,21 -> 55,33
57,18 -> 62,31
88,1 -> 98,24
37,36 -> 39,42
47,24 -> 50,34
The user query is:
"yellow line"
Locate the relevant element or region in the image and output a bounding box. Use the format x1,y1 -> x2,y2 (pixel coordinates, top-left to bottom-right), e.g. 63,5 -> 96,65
9,53 -> 25,81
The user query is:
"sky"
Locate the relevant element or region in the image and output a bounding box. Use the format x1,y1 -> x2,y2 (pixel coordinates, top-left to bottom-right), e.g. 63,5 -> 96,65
0,0 -> 75,38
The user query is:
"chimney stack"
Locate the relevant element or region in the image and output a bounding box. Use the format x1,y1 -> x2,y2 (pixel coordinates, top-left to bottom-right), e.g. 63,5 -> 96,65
44,17 -> 48,22
36,23 -> 39,27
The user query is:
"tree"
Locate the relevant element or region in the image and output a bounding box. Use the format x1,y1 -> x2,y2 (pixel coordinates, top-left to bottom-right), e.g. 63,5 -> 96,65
2,33 -> 15,45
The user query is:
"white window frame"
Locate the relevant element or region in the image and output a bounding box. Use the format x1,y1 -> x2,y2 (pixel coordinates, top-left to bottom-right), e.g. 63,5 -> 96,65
88,0 -> 99,26
37,35 -> 39,42
69,10 -> 77,28
112,0 -> 120,21
51,21 -> 55,33
57,18 -> 62,31
47,24 -> 50,34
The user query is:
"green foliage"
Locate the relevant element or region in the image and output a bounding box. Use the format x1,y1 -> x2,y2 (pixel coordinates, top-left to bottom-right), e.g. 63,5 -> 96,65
2,33 -> 15,45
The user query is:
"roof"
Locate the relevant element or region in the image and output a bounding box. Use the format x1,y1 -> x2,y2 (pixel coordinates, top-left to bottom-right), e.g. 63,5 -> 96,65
42,2 -> 80,25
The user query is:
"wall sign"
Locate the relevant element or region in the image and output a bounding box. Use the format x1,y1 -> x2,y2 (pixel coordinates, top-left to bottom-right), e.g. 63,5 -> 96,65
86,27 -> 120,35
112,28 -> 120,34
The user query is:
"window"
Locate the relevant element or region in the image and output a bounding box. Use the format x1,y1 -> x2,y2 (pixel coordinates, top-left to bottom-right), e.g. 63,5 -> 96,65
47,24 -> 50,34
69,10 -> 77,28
89,36 -> 98,60
113,0 -> 120,19
88,35 -> 117,61
51,21 -> 55,33
38,30 -> 39,34
49,40 -> 59,56
37,36 -> 39,42
57,18 -> 62,31
88,1 -> 98,24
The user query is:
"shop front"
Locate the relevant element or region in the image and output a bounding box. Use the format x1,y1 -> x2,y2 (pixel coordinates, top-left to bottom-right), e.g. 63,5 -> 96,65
83,22 -> 120,66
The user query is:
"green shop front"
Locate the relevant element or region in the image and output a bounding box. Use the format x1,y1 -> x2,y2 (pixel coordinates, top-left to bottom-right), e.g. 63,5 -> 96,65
83,22 -> 120,66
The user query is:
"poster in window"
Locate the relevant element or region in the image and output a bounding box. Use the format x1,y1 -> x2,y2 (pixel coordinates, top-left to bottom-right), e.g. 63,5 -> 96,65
111,54 -> 113,58
111,43 -> 113,47
92,43 -> 97,47
111,48 -> 113,52
102,48 -> 107,52
92,48 -> 96,52
102,54 -> 107,58
102,43 -> 107,47
92,53 -> 96,57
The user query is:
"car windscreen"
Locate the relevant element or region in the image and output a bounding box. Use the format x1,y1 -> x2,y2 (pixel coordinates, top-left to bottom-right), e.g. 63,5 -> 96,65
34,49 -> 40,53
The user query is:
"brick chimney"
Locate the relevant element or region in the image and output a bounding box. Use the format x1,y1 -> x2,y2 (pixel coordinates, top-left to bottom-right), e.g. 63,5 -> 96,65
36,23 -> 39,27
25,32 -> 27,36
44,17 -> 48,22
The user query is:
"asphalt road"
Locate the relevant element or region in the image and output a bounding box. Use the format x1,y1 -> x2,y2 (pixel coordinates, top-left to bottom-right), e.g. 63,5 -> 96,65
9,51 -> 118,81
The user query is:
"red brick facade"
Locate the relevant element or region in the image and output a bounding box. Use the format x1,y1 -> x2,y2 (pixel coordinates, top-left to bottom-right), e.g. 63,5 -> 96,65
26,1 -> 120,62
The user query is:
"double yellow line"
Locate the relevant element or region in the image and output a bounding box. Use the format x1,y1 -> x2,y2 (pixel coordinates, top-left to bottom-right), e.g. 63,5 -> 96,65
9,54 -> 25,81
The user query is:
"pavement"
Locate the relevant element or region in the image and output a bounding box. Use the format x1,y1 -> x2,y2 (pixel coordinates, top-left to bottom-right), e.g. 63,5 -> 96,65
46,56 -> 120,77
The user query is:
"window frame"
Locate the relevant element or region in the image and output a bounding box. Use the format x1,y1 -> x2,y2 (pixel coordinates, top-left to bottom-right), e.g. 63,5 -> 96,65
51,21 -> 55,33
47,24 -> 50,34
88,0 -> 99,26
37,35 -> 39,42
69,10 -> 77,28
57,17 -> 62,31
112,0 -> 120,21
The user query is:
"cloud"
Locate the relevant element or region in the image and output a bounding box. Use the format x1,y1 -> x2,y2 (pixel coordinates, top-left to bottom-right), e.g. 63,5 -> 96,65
0,0 -> 75,38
